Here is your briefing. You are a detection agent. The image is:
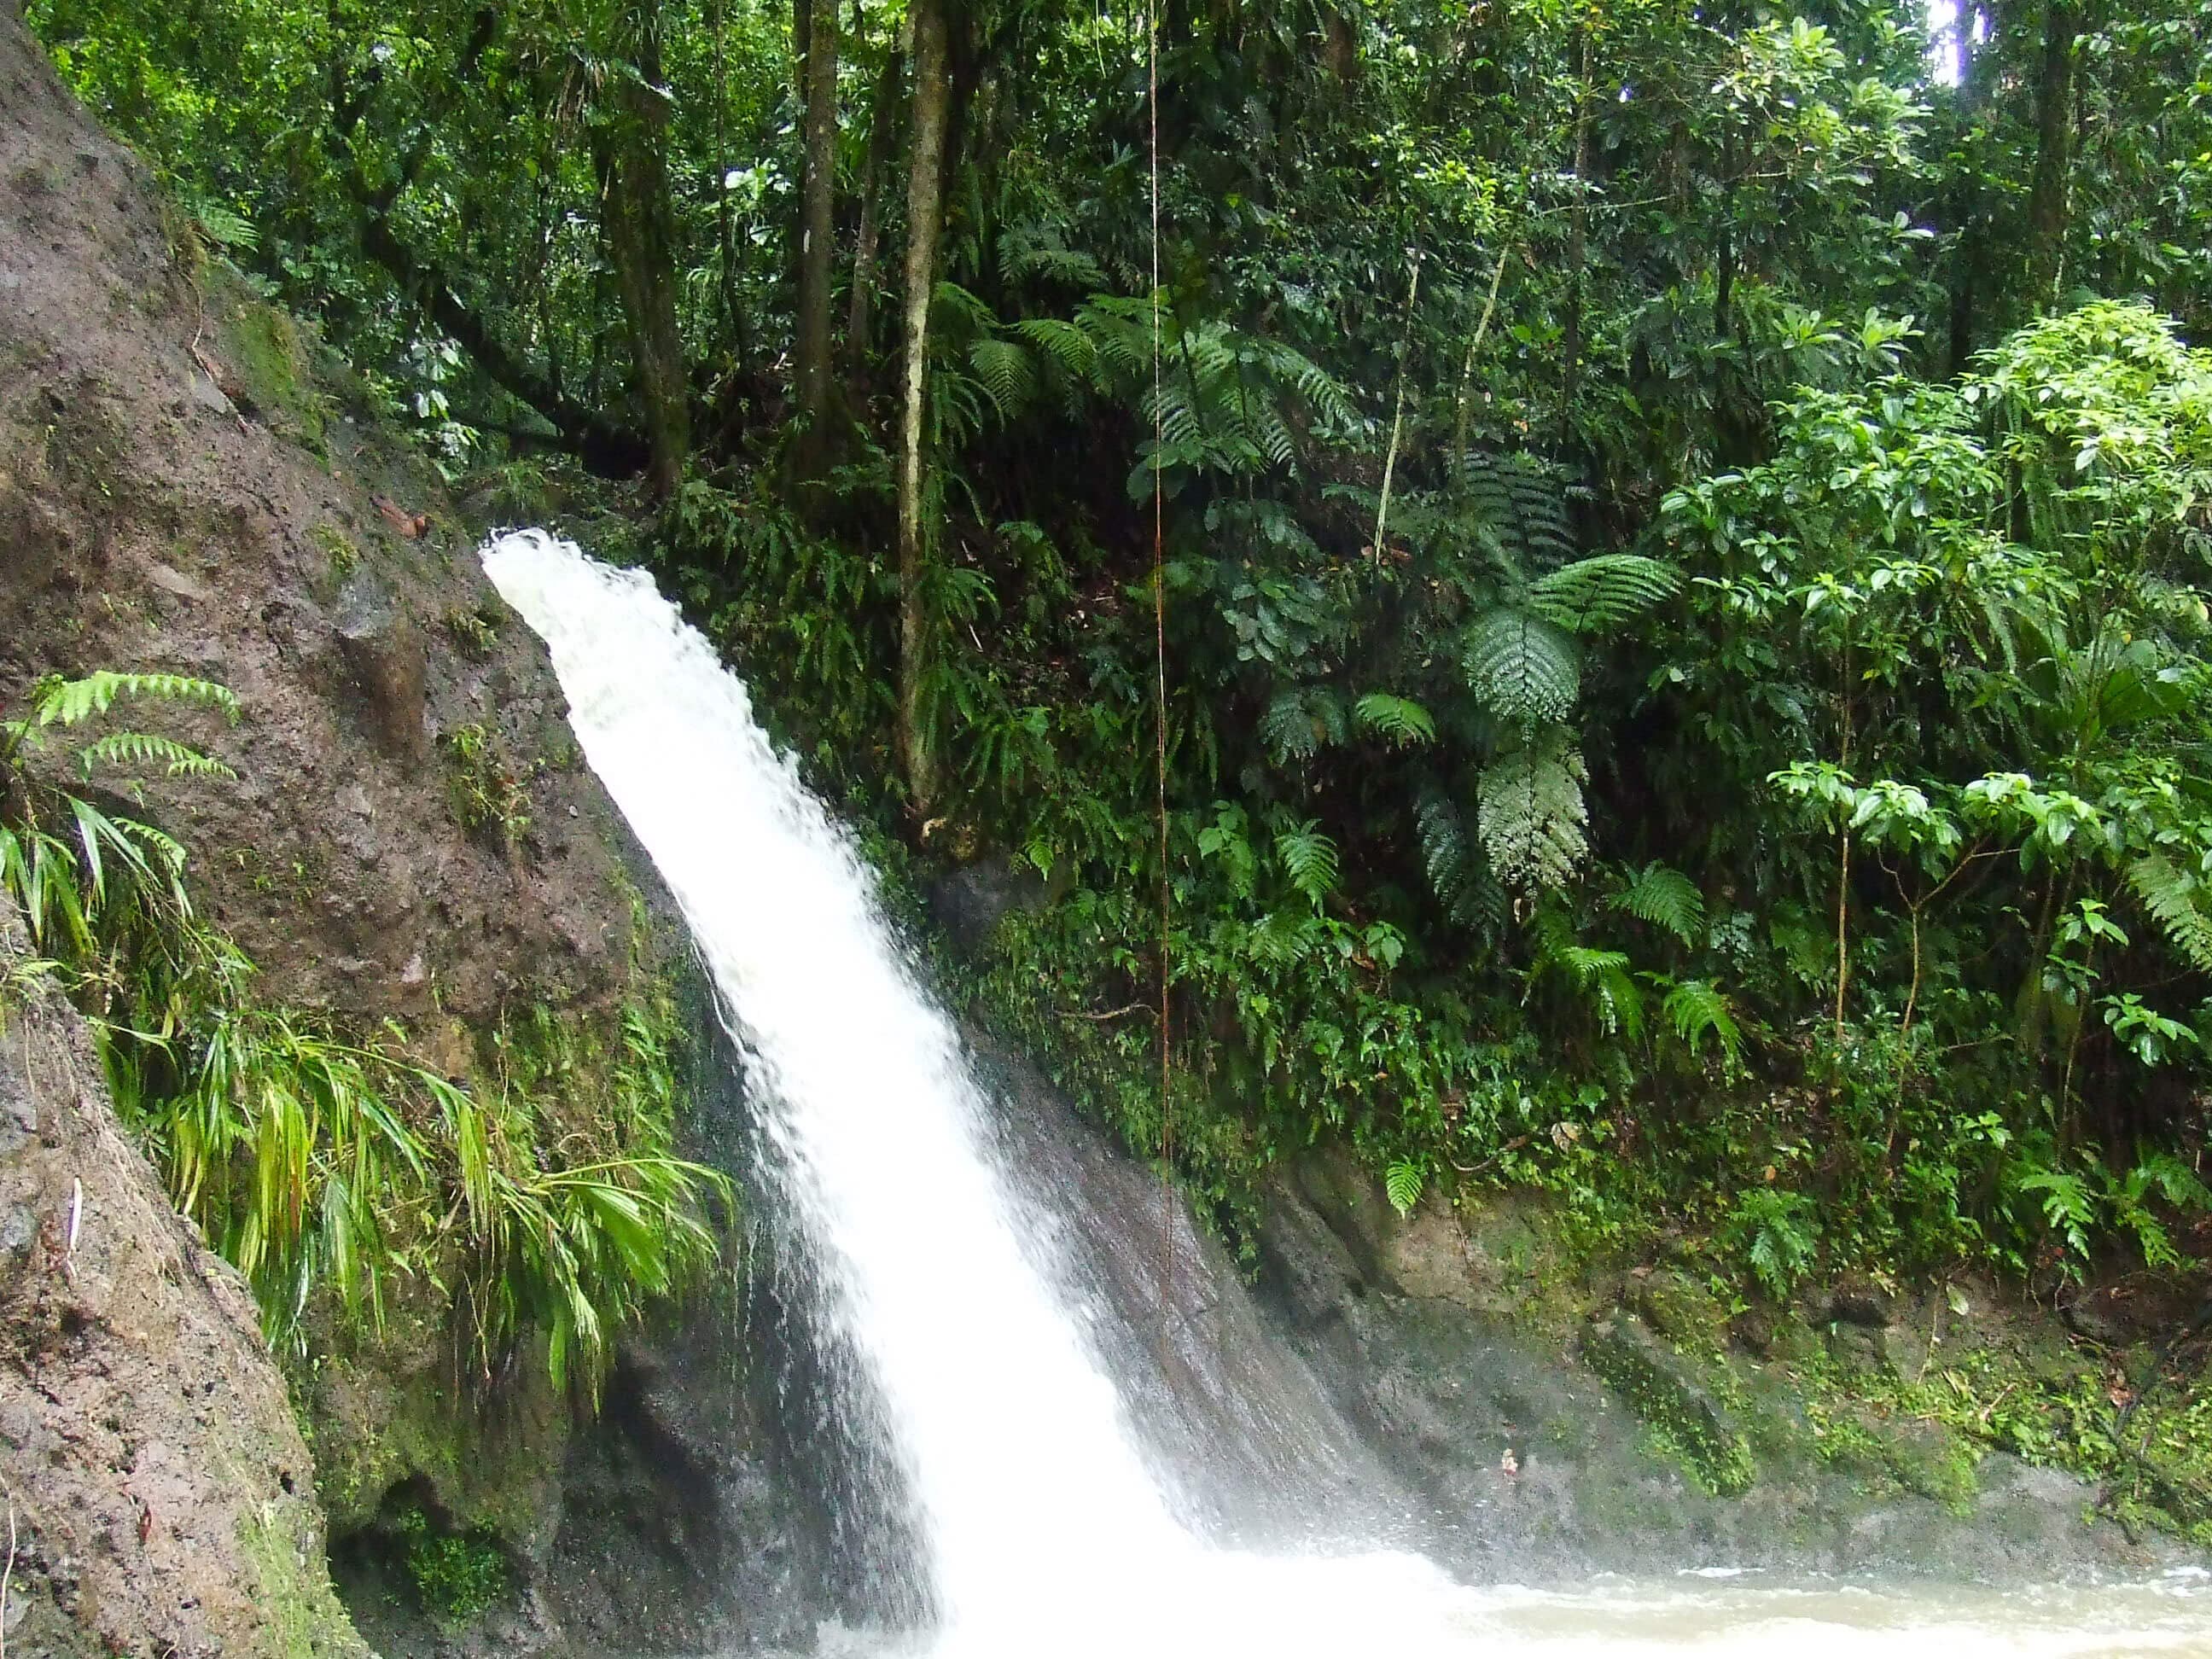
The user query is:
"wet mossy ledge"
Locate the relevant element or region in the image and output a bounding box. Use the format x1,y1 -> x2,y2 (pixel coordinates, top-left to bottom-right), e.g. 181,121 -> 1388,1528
1255,1145 -> 2212,1564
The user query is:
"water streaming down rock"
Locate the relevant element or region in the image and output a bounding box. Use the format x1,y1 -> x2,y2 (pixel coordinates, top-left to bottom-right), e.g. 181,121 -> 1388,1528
483,531 -> 2212,1659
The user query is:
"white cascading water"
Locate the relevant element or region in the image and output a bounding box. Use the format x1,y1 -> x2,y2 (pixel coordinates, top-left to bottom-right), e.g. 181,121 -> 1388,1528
484,531 -> 2211,1659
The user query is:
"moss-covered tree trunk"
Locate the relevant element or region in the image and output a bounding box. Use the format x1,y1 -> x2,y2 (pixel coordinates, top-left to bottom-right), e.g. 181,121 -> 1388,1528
895,0 -> 951,818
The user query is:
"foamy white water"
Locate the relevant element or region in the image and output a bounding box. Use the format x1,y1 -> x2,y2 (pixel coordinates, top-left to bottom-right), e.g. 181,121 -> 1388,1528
483,531 -> 2212,1658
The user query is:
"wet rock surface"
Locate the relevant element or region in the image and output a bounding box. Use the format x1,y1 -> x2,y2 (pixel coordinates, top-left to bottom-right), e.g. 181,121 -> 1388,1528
965,1049 -> 2186,1586
1248,1144 -> 2179,1580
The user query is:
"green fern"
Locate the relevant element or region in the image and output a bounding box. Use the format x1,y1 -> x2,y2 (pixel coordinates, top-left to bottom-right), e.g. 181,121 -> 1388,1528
2132,1148 -> 2212,1211
1528,554 -> 1682,633
2126,853 -> 2212,973
969,337 -> 1037,418
1384,1157 -> 1424,1216
1610,862 -> 1707,945
1556,943 -> 1645,1039
1013,317 -> 1101,385
1462,609 -> 1580,726
1454,451 -> 1577,573
1476,736 -> 1590,889
1275,819 -> 1341,906
1662,978 -> 1743,1068
73,731 -> 237,780
1414,789 -> 1469,905
1353,693 -> 1436,747
1258,687 -> 1348,764
2011,1161 -> 2096,1264
32,670 -> 241,727
1243,906 -> 1322,966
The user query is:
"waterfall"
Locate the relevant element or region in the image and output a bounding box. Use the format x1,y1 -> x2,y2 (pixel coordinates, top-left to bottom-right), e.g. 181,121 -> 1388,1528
482,531 -> 2209,1659
480,530 -> 1194,1627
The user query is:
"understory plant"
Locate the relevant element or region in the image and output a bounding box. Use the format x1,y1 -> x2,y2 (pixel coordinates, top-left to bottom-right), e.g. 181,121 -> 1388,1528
2,672 -> 730,1391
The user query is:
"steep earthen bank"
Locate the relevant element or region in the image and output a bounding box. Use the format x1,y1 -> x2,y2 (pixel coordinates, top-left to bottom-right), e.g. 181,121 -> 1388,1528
2,909 -> 364,1659
0,5 -> 809,1651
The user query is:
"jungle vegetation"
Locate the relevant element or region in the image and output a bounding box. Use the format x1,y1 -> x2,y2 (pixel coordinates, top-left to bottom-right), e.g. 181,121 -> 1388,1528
23,0 -> 2212,1296
1,672 -> 731,1389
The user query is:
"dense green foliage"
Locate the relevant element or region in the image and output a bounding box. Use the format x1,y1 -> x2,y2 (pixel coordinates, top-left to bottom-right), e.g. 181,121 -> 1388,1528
392,1505 -> 511,1622
26,0 -> 2212,1296
1,673 -> 729,1391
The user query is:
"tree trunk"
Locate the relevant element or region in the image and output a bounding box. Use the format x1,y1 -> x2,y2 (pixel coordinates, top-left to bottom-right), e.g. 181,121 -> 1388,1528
896,0 -> 952,818
846,35 -> 906,376
595,15 -> 689,498
1558,26 -> 1592,445
794,0 -> 841,453
1944,0 -> 1994,375
2024,0 -> 2080,310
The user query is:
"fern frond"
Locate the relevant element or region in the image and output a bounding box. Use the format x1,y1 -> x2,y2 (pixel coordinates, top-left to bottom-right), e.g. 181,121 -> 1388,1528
968,338 -> 1037,418
1014,317 -> 1099,384
931,280 -> 1000,335
1275,819 -> 1341,906
36,671 -> 240,727
1528,554 -> 1683,632
1663,978 -> 1743,1068
2127,853 -> 2212,973
999,231 -> 1106,291
1353,693 -> 1436,748
1384,1158 -> 1424,1217
1244,907 -> 1321,966
1477,736 -> 1590,889
74,731 -> 237,780
1415,789 -> 1468,902
1263,341 -> 1360,434
1462,609 -> 1580,725
1454,452 -> 1578,573
1610,861 -> 1706,945
1260,690 -> 1324,763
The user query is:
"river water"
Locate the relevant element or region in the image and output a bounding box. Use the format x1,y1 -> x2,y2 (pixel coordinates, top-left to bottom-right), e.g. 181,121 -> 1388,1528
481,530 -> 2212,1659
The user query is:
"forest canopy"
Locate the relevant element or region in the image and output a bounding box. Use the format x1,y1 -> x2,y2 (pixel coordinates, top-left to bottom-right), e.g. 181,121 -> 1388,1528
28,0 -> 2212,1290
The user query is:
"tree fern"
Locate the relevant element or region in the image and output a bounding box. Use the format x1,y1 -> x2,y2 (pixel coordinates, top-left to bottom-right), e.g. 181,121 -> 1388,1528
2126,853 -> 2212,973
1275,818 -> 1341,906
1462,609 -> 1580,726
1477,736 -> 1590,889
969,337 -> 1037,418
1013,316 -> 1100,385
1528,554 -> 1682,633
1454,451 -> 1577,573
1610,861 -> 1707,945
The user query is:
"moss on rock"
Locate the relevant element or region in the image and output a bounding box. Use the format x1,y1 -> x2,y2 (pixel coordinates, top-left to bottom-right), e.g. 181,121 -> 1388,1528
236,1504 -> 372,1659
1581,1311 -> 1757,1497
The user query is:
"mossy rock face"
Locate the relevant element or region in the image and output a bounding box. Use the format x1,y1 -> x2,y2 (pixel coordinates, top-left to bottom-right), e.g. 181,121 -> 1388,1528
236,1505 -> 372,1659
300,1330 -> 572,1560
1872,1415 -> 1982,1512
1633,1270 -> 1732,1358
209,268 -> 333,451
1581,1312 -> 1757,1498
